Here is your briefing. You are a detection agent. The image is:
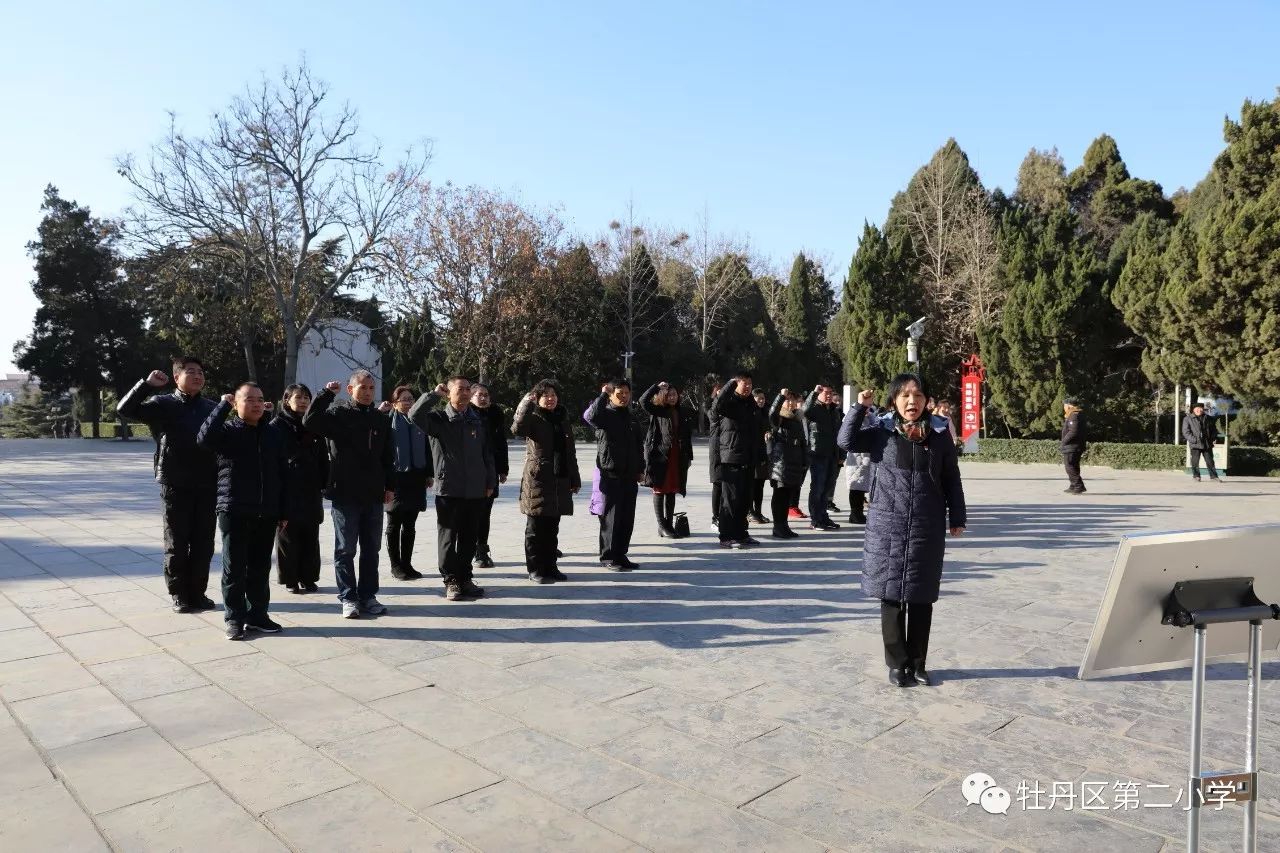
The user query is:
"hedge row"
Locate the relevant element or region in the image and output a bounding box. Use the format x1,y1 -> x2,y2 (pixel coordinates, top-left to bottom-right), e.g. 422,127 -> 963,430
80,423 -> 153,439
967,438 -> 1280,476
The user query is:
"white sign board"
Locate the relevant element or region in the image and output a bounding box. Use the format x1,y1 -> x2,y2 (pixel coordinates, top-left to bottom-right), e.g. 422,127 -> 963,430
296,319 -> 383,402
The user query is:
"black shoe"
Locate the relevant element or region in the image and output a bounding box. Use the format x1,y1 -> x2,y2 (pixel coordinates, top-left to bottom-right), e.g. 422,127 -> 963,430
290,584 -> 305,594
225,623 -> 245,641
549,569 -> 568,581
889,667 -> 911,687
528,572 -> 555,584
657,523 -> 676,538
195,596 -> 218,611
615,557 -> 640,570
604,561 -> 633,572
851,511 -> 867,525
244,618 -> 283,634
473,556 -> 495,569
747,512 -> 767,524
710,518 -> 719,528
462,580 -> 486,598
304,582 -> 319,593
911,668 -> 933,686
391,569 -> 423,581
771,529 -> 799,539
1065,487 -> 1086,494
556,549 -> 564,558
827,502 -> 842,513
743,537 -> 761,547
171,595 -> 194,614
809,521 -> 841,531
720,539 -> 749,550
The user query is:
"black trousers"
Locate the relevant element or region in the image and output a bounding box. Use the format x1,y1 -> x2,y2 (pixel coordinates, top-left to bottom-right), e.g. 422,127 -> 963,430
477,492 -> 497,557
386,508 -> 421,574
881,599 -> 933,669
599,478 -> 638,561
751,478 -> 766,515
435,496 -> 482,584
711,482 -> 721,523
524,515 -> 561,576
718,464 -> 751,542
276,519 -> 321,586
652,492 -> 676,526
1190,448 -> 1219,479
161,485 -> 217,601
770,483 -> 797,532
219,512 -> 275,626
1063,450 -> 1085,490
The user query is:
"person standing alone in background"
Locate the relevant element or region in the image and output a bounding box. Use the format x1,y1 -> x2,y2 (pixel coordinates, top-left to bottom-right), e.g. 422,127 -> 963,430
1060,398 -> 1088,494
1182,402 -> 1222,482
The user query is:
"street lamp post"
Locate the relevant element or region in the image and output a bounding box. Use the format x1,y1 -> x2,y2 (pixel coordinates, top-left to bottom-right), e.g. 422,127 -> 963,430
905,317 -> 926,369
622,351 -> 635,381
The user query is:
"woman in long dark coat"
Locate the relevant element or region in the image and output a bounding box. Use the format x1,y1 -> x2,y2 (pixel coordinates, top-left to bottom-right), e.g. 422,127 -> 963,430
838,372 -> 966,688
513,380 -> 581,583
767,389 -> 807,539
272,384 -> 329,593
640,381 -> 694,538
386,385 -> 434,581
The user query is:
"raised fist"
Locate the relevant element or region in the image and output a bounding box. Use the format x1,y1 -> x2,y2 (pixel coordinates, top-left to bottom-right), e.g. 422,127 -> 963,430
658,381 -> 668,388
780,388 -> 790,397
858,389 -> 875,406
221,393 -> 234,404
146,370 -> 169,387
525,392 -> 537,403
263,402 -> 274,412
377,401 -> 392,413
434,383 -> 448,396
601,383 -> 611,394
814,384 -> 824,394
324,381 -> 341,393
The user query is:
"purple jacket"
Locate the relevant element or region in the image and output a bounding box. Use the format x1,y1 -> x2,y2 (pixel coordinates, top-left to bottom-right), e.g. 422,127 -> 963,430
584,407 -> 605,515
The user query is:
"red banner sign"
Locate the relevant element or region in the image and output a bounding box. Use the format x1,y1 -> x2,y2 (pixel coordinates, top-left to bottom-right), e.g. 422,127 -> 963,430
960,354 -> 984,442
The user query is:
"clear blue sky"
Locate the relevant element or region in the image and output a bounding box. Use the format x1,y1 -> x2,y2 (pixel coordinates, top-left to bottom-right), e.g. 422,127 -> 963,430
3,0 -> 1277,373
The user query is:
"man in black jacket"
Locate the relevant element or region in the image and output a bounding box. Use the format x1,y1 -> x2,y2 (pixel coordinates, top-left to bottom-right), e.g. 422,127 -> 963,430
585,379 -> 644,570
1182,402 -> 1221,482
118,356 -> 218,614
803,384 -> 842,530
470,384 -> 509,568
712,373 -> 761,548
198,383 -> 289,640
409,376 -> 498,600
303,370 -> 394,619
1061,398 -> 1088,494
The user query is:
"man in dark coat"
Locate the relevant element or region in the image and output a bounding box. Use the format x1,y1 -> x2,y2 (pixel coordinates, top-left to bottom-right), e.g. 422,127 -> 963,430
711,372 -> 761,548
471,384 -> 509,568
1060,398 -> 1088,495
117,356 -> 219,614
409,377 -> 498,600
585,379 -> 645,569
303,370 -> 394,619
803,384 -> 842,530
197,383 -> 289,640
1182,402 -> 1221,482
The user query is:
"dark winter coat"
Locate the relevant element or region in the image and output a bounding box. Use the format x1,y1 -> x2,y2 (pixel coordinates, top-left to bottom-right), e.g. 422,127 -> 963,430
753,401 -> 772,480
301,389 -> 394,505
710,380 -> 759,468
1182,413 -> 1218,450
197,402 -> 288,518
118,380 -> 218,489
838,405 -> 967,605
513,399 -> 580,516
1060,408 -> 1088,453
705,403 -> 722,484
386,411 -> 434,514
476,404 -> 510,483
768,395 -> 808,487
640,384 -> 694,495
803,391 -> 841,457
271,409 -> 329,525
584,393 -> 644,480
408,393 -> 498,499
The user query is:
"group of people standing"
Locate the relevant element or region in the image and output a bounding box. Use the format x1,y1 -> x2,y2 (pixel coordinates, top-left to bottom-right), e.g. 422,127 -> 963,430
121,358 -> 970,691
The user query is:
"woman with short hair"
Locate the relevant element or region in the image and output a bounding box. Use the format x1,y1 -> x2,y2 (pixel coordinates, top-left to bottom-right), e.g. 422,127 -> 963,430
640,381 -> 694,538
272,384 -> 328,594
513,380 -> 580,583
386,385 -> 433,581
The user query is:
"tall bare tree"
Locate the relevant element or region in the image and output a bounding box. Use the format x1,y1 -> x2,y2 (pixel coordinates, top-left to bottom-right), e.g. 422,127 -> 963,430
119,60 -> 429,386
673,207 -> 755,353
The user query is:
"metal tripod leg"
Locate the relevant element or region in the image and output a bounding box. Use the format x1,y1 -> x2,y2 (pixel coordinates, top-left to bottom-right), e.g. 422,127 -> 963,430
1245,620 -> 1261,853
1188,625 -> 1206,853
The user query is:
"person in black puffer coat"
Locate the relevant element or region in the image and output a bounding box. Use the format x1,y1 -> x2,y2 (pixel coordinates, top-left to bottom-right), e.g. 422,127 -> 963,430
585,379 -> 645,570
640,381 -> 695,538
705,385 -> 723,526
198,383 -> 289,640
386,385 -> 435,581
711,373 -> 761,547
1182,402 -> 1220,482
272,384 -> 329,594
1060,398 -> 1088,494
471,384 -> 510,568
750,390 -> 772,524
768,390 -> 808,539
513,380 -> 581,583
838,372 -> 966,689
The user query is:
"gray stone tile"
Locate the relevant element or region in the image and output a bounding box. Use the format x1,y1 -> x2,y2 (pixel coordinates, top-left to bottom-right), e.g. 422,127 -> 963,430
98,781 -> 287,852
0,711 -> 55,795
0,652 -> 98,701
586,781 -> 826,852
484,684 -> 647,748
463,728 -> 644,810
5,584 -> 89,612
507,654 -> 651,702
867,719 -> 1088,784
374,685 -> 521,748
28,603 -> 122,637
0,626 -> 61,663
726,681 -> 905,744
50,727 -> 208,814
133,684 -> 274,749
335,630 -> 453,666
991,715 -> 1186,784
321,724 -> 499,811
746,775 -> 999,851
195,650 -> 316,701
58,625 -> 160,665
89,652 -> 209,701
249,684 -> 395,746
0,781 -> 109,851
298,652 -> 426,700
11,684 -> 145,749
254,629 -> 352,666
425,780 -> 635,853
189,728 -> 357,815
606,653 -> 765,700
607,685 -> 781,747
266,782 -> 466,852
913,697 -> 1017,735
400,653 -> 531,701
0,604 -> 35,631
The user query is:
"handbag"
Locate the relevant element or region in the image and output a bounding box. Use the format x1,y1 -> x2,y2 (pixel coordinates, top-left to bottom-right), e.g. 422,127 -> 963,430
673,512 -> 691,539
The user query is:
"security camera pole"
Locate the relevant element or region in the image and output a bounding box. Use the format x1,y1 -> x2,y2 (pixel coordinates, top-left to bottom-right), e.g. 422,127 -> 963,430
905,317 -> 926,370
622,351 -> 636,382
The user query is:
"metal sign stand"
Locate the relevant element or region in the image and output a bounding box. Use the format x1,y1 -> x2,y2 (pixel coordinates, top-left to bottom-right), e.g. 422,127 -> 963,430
1162,578 -> 1280,852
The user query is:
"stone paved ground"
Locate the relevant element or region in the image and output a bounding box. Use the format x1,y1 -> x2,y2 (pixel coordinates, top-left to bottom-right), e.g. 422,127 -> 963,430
2,438 -> 1280,852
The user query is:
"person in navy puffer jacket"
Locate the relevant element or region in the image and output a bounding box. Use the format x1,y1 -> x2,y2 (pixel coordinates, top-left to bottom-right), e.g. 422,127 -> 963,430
198,383 -> 289,641
838,372 -> 966,689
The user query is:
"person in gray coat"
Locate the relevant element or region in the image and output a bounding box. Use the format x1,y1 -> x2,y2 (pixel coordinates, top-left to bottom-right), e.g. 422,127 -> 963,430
838,373 -> 966,688
1182,402 -> 1221,482
408,377 -> 497,602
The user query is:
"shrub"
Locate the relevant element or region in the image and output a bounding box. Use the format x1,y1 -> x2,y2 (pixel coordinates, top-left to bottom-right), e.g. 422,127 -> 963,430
965,438 -> 1280,476
80,422 -> 153,439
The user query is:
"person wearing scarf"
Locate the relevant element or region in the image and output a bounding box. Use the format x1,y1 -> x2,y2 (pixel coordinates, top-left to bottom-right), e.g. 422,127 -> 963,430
386,385 -> 434,581
513,380 -> 580,583
838,372 -> 966,689
272,384 -> 329,594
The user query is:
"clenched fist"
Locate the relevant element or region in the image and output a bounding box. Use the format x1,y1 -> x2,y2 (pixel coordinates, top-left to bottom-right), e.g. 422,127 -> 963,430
324,381 -> 341,393
857,389 -> 875,406
147,370 -> 169,387
263,402 -> 274,412
434,383 -> 448,396
221,393 -> 234,404
377,401 -> 392,413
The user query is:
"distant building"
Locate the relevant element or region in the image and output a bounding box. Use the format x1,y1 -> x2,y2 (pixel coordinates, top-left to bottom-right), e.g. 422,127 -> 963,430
0,372 -> 37,406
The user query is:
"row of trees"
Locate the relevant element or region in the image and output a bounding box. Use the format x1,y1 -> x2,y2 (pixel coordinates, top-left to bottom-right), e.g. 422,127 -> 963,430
831,90 -> 1280,441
